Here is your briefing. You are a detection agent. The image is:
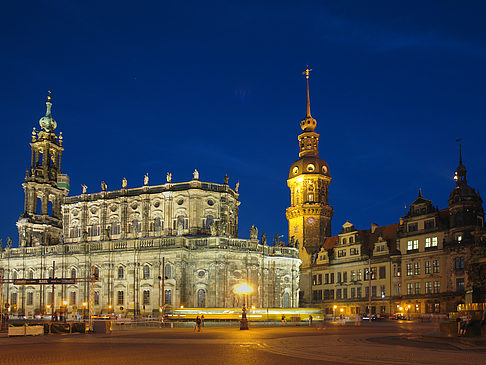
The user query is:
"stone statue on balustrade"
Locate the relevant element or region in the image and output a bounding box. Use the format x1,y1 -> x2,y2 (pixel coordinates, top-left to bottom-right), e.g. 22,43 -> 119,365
166,172 -> 172,183
101,181 -> 107,191
122,177 -> 128,189
261,233 -> 267,246
249,225 -> 258,240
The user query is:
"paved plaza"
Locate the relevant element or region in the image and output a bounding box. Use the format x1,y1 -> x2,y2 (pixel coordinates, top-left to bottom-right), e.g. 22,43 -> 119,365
0,321 -> 484,364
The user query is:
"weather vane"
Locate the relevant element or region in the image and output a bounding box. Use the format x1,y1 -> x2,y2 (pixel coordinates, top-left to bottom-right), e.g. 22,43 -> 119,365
302,66 -> 312,79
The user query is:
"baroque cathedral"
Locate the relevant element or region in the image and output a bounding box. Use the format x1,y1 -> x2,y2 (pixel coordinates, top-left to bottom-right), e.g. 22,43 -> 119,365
0,93 -> 300,317
288,70 -> 486,316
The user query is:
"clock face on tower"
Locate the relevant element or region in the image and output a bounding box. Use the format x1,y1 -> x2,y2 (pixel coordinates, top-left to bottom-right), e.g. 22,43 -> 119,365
306,217 -> 316,225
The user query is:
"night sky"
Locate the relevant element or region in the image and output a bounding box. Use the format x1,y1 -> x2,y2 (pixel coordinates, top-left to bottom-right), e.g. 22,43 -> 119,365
1,1 -> 485,246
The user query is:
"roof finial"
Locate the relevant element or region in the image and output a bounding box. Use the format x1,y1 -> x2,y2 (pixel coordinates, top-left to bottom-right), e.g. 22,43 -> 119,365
418,188 -> 422,197
303,66 -> 312,118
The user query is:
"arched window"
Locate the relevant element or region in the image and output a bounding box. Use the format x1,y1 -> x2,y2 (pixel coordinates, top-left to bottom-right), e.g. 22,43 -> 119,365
48,268 -> 53,279
13,271 -> 18,280
71,268 -> 76,279
93,267 -> 100,279
349,236 -> 354,243
165,264 -> 171,279
165,289 -> 172,305
118,266 -> 124,279
154,218 -> 162,232
282,292 -> 290,308
197,289 -> 206,308
143,265 -> 150,279
37,197 -> 42,215
342,238 -> 347,244
28,269 -> 34,279
48,200 -> 53,217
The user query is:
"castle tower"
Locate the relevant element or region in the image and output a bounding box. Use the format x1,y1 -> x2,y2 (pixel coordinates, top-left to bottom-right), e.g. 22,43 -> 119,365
286,68 -> 334,269
16,93 -> 69,246
448,143 -> 484,239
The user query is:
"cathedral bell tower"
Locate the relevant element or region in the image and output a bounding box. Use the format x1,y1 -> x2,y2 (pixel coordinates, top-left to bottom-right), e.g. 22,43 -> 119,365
286,69 -> 334,266
16,93 -> 69,246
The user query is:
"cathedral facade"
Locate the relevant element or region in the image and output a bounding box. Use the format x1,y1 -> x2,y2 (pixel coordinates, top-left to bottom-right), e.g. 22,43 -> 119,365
0,95 -> 300,317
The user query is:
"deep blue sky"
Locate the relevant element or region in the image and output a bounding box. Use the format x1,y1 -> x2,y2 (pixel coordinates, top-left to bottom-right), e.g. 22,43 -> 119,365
1,1 -> 485,246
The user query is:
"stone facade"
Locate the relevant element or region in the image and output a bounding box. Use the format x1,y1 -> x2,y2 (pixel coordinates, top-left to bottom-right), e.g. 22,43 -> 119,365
0,95 -> 301,317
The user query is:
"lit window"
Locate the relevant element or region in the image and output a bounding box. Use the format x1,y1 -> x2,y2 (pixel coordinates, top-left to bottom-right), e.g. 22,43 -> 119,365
118,266 -> 124,279
143,265 -> 150,279
117,291 -> 124,305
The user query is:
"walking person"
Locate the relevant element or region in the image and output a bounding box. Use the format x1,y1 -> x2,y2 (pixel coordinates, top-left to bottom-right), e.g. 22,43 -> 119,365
201,314 -> 205,328
194,316 -> 200,332
281,314 -> 286,326
308,315 -> 313,327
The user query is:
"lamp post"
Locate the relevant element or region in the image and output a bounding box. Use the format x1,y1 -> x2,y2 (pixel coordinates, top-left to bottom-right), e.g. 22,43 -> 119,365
82,302 -> 87,321
234,283 -> 253,330
62,300 -> 68,322
333,305 -> 337,321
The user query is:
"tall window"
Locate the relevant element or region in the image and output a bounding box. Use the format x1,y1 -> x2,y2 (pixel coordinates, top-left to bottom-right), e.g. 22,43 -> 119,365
351,287 -> 356,298
414,282 -> 421,294
356,287 -> 361,298
28,270 -> 34,279
118,266 -> 124,279
357,270 -> 362,281
455,257 -> 465,270
165,290 -> 172,305
393,264 -> 401,277
371,286 -> 377,298
425,282 -> 432,294
143,290 -> 150,305
70,291 -> 76,305
425,261 -> 431,274
433,260 -> 440,273
407,283 -> 413,295
379,266 -> 386,279
394,284 -> 401,296
414,262 -> 420,275
197,289 -> 206,307
71,268 -> 76,279
27,292 -> 34,306
94,291 -> 100,305
456,278 -> 465,292
407,263 -> 413,276
111,222 -> 121,235
433,281 -> 440,293
11,293 -> 17,305
380,285 -> 385,298
165,264 -> 172,279
143,265 -> 150,279
117,291 -> 124,305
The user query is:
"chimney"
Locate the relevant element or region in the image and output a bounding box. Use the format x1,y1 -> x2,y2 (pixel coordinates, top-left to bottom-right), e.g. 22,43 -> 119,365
371,223 -> 378,234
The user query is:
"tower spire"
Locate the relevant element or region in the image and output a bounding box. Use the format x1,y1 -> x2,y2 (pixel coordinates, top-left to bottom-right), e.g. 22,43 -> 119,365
454,139 -> 467,185
303,67 -> 312,118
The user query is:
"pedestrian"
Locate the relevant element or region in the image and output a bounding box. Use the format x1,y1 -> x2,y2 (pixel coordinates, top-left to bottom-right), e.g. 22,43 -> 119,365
194,316 -> 200,332
308,315 -> 313,327
354,314 -> 361,326
196,316 -> 202,332
201,314 -> 205,328
281,314 -> 286,326
456,317 -> 462,336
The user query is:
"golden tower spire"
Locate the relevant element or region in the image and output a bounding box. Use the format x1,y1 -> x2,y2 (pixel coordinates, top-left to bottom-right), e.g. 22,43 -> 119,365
303,67 -> 312,118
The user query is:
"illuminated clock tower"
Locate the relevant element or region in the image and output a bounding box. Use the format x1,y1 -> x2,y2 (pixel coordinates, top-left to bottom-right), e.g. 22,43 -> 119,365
286,68 -> 333,270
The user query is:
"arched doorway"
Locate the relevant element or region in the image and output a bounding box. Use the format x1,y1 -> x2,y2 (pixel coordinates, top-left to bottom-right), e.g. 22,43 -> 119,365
197,289 -> 206,308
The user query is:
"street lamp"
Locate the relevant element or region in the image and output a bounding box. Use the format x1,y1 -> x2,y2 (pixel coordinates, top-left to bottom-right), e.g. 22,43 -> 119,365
62,300 -> 68,322
234,283 -> 253,330
82,302 -> 87,321
333,305 -> 337,321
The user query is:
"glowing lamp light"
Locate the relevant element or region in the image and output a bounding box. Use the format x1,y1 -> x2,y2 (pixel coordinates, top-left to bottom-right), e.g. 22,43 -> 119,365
82,302 -> 87,307
399,307 -> 403,311
333,305 -> 337,309
340,308 -> 344,312
234,283 -> 253,295
63,300 -> 68,306
180,305 -> 184,309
